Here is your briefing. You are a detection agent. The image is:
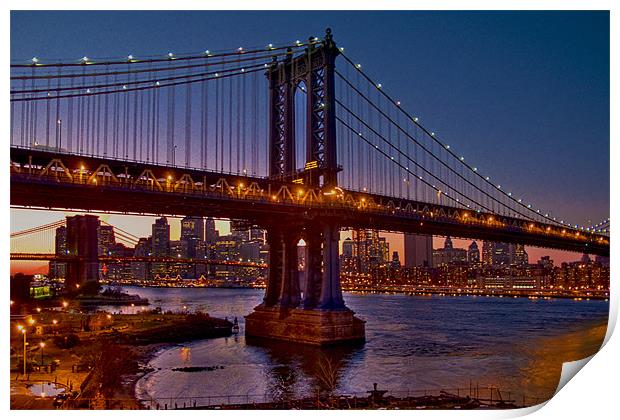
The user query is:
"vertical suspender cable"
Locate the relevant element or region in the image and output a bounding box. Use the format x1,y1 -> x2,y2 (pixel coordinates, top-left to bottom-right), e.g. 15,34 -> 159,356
185,72 -> 192,167
45,78 -> 50,146
228,74 -> 233,172
215,75 -> 220,171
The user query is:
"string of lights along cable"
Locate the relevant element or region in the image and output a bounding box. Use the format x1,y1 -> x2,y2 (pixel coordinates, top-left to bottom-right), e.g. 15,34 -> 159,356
10,34 -> 608,238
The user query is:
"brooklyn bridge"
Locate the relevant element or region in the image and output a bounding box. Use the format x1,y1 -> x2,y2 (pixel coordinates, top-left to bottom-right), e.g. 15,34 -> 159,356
10,29 -> 609,345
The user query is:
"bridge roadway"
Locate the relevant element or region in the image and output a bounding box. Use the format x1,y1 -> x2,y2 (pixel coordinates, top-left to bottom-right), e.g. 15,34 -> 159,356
10,146 -> 609,256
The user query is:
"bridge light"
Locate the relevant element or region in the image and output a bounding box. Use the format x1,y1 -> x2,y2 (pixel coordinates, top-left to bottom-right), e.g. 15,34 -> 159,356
205,50 -> 211,56
460,156 -> 465,161
168,52 -> 174,59
377,83 -> 382,89
431,132 -> 435,137
485,176 -> 490,181
414,117 -> 419,122
237,47 -> 244,52
339,47 -> 345,52
31,57 -> 39,64
155,81 -> 160,86
271,195 -> 277,200
296,40 -> 301,45
127,54 -> 134,61
529,223 -> 534,228
396,101 -> 401,106
81,56 -> 89,63
214,73 -> 219,77
267,43 -> 274,49
497,185 -> 501,189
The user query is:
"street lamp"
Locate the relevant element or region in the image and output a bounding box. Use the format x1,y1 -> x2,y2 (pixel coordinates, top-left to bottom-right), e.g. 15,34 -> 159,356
52,319 -> 58,335
62,301 -> 68,311
17,325 -> 27,374
40,341 -> 46,366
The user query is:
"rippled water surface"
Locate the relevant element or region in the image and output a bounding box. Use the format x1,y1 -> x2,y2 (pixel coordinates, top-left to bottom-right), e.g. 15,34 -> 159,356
115,287 -> 608,406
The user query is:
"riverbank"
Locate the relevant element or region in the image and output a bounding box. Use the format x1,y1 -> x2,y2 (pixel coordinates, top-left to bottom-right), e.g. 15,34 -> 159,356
10,311 -> 233,409
109,282 -> 610,301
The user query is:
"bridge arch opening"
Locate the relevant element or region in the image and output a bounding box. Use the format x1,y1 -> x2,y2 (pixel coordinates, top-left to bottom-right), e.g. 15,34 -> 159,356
294,80 -> 308,173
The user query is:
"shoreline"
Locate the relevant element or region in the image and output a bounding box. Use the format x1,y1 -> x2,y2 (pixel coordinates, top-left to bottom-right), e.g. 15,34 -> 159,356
114,283 -> 609,301
129,318 -> 609,410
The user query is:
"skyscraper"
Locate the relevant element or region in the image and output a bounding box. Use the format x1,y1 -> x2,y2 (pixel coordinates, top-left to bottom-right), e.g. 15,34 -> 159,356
181,216 -> 204,241
467,241 -> 480,264
50,226 -> 67,279
180,216 -> 204,259
482,241 -> 511,266
151,217 -> 170,277
151,217 -> 170,256
493,242 -> 511,266
342,237 -> 354,258
205,217 -> 218,244
404,233 -> 433,268
513,244 -> 528,266
97,225 -> 115,256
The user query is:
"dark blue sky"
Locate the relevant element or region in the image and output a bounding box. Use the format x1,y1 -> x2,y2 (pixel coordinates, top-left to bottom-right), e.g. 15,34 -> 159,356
11,10 -> 609,226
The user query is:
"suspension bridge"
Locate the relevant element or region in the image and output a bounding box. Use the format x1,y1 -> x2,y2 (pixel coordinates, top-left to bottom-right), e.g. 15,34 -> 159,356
9,218 -> 267,270
10,29 -> 609,344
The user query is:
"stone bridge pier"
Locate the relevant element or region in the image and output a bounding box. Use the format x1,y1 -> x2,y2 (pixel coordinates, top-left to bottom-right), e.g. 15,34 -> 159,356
245,221 -> 365,345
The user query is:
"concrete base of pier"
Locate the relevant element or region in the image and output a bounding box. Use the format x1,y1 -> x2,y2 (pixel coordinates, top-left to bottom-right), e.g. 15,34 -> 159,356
245,306 -> 365,346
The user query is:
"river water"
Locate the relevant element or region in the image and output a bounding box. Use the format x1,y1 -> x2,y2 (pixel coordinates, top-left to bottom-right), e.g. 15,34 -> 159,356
107,287 -> 608,407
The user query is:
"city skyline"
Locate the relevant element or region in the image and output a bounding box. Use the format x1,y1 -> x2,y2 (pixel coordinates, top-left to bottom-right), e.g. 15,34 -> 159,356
11,208 -> 591,275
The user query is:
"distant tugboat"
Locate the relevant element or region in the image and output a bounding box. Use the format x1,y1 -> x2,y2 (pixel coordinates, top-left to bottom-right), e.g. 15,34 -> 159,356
232,317 -> 240,334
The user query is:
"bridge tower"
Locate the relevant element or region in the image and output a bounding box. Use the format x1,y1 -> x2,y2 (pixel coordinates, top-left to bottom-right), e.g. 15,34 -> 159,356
65,215 -> 100,295
246,29 -> 365,345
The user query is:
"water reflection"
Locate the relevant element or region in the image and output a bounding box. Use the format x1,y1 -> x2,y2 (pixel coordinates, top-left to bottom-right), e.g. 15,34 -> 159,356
247,337 -> 363,399
129,287 -> 608,406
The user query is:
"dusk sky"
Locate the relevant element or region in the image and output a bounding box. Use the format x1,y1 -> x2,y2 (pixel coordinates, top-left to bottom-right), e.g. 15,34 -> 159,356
10,11 -> 609,273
